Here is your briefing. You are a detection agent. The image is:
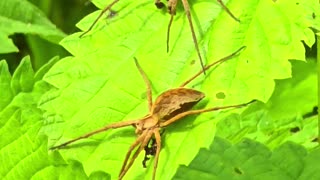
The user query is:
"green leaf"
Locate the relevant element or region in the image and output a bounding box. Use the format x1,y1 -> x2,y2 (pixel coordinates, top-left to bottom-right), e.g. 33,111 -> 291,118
34,56 -> 60,81
0,0 -> 65,53
10,56 -> 35,94
0,58 -> 90,179
0,60 -> 13,111
0,32 -> 18,53
41,0 -> 319,179
88,171 -> 110,180
173,137 -> 320,179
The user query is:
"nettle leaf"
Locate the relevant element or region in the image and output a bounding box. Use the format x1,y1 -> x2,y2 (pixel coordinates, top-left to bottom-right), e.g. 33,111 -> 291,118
0,0 -> 65,53
0,57 -> 95,179
40,0 -> 319,179
217,59 -> 318,149
0,60 -> 13,111
10,56 -> 35,94
173,137 -> 320,179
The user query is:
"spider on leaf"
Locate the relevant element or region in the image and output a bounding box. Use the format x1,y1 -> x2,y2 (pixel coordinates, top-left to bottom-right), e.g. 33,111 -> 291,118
80,0 -> 240,74
50,46 -> 255,180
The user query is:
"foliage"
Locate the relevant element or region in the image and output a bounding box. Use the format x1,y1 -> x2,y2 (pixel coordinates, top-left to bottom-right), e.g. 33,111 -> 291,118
0,0 -> 65,53
0,0 -> 319,180
174,136 -> 320,179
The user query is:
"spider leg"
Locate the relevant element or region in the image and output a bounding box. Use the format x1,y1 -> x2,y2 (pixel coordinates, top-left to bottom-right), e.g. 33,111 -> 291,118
160,100 -> 255,127
167,14 -> 175,53
216,0 -> 240,22
119,129 -> 154,179
119,130 -> 149,179
166,0 -> 206,74
152,129 -> 162,180
179,46 -> 246,87
80,0 -> 120,37
134,58 -> 153,111
50,118 -> 143,150
181,0 -> 205,74
166,0 -> 178,54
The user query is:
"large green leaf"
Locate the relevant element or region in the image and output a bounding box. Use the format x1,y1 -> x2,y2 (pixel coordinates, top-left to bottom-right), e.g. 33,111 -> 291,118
0,0 -> 65,53
39,0 -> 319,179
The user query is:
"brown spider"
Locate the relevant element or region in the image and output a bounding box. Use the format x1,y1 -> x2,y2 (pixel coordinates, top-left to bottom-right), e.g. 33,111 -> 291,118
50,46 -> 254,180
80,0 -> 240,74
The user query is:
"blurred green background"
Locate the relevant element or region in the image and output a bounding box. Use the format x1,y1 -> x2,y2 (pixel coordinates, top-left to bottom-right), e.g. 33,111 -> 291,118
0,0 -> 96,73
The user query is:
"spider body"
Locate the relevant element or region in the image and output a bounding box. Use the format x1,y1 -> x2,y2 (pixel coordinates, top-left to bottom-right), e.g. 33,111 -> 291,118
133,88 -> 203,135
152,88 -> 204,121
50,46 -> 254,180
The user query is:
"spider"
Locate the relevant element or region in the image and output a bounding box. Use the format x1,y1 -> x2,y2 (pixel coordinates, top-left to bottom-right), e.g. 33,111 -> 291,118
50,46 -> 254,180
80,0 -> 240,74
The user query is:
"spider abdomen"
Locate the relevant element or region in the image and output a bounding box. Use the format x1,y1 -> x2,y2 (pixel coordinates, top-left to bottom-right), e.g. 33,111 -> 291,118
152,88 -> 205,121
